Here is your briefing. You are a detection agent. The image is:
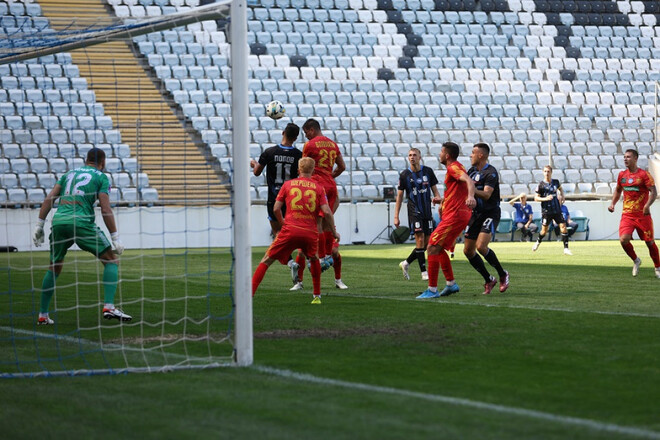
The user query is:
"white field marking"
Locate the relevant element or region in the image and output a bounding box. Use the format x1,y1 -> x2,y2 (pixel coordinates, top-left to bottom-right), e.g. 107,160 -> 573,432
254,365 -> 660,440
327,293 -> 660,319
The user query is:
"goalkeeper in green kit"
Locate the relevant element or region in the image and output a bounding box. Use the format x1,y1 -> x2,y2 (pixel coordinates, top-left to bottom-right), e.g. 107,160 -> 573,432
32,148 -> 132,325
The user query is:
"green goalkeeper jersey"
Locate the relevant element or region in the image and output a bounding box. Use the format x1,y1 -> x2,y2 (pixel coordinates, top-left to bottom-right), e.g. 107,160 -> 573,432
52,165 -> 110,225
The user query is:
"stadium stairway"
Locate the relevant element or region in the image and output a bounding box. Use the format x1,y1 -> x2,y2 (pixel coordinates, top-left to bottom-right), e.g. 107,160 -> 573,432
38,0 -> 230,204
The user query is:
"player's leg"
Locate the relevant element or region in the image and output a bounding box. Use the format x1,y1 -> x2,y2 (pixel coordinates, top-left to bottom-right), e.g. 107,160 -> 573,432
331,241 -> 348,289
516,222 -> 526,241
533,218 -> 550,251
618,216 -> 640,275
558,222 -> 572,255
476,228 -> 509,292
637,217 -> 660,276
291,251 -> 305,290
252,253 -> 277,296
417,215 -> 465,298
38,225 -> 72,325
300,231 -> 323,303
253,230 -> 293,296
463,215 -> 496,293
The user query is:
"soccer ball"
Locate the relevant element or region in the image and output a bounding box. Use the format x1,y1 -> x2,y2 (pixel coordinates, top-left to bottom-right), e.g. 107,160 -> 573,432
265,100 -> 285,120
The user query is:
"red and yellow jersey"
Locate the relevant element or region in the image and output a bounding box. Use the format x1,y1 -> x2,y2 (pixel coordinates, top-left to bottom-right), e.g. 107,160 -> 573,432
302,135 -> 341,188
616,168 -> 655,216
442,161 -> 471,218
276,176 -> 328,232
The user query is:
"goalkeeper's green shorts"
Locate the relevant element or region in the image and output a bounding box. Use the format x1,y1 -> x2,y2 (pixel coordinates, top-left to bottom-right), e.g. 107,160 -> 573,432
49,222 -> 112,263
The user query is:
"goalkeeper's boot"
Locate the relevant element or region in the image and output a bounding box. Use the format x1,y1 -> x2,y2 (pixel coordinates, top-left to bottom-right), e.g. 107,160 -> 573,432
37,315 -> 54,325
483,276 -> 497,295
334,279 -> 348,289
532,241 -> 540,252
563,248 -> 573,256
632,258 -> 641,277
311,295 -> 322,305
290,261 -> 300,284
416,288 -> 440,299
421,271 -> 429,281
103,307 -> 132,322
290,282 -> 303,291
439,283 -> 460,297
399,260 -> 410,280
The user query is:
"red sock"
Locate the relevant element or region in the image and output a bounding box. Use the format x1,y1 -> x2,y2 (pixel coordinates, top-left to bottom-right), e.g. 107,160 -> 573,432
333,253 -> 342,279
622,242 -> 637,261
648,241 -> 660,267
252,262 -> 268,296
427,254 -> 440,288
438,250 -> 454,282
296,253 -> 305,281
317,233 -> 326,258
310,258 -> 321,295
324,231 -> 334,257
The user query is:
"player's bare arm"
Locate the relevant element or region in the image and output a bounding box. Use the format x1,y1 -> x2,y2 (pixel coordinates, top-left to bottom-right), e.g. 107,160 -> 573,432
643,185 -> 657,215
608,186 -> 623,212
475,185 -> 494,201
98,192 -> 118,235
320,203 -> 340,241
458,173 -> 477,209
250,159 -> 264,176
331,154 -> 346,178
393,189 -> 404,228
273,200 -> 285,227
38,183 -> 62,221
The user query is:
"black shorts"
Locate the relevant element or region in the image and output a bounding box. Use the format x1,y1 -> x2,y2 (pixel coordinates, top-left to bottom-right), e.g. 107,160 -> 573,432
409,214 -> 434,236
267,200 -> 287,222
465,210 -> 501,240
542,213 -> 565,227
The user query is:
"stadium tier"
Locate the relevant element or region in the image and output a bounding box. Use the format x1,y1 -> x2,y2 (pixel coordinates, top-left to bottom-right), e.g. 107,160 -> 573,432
1,0 -> 660,205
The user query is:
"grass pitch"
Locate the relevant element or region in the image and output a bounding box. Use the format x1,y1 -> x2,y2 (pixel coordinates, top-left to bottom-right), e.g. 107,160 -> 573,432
1,241 -> 660,439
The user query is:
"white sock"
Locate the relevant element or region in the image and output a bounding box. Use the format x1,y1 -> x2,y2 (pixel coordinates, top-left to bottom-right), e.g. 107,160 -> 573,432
447,280 -> 456,286
429,286 -> 437,292
104,303 -> 114,310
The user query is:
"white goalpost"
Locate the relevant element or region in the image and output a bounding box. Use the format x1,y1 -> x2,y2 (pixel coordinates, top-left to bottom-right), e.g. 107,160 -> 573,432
0,0 -> 252,377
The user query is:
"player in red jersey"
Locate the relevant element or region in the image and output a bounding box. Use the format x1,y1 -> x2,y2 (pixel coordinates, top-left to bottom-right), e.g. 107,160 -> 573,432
608,149 -> 660,278
291,118 -> 349,291
252,157 -> 340,304
417,142 -> 477,298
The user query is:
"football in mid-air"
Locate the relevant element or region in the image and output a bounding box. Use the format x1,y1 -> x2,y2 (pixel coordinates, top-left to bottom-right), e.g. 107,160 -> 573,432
265,100 -> 285,120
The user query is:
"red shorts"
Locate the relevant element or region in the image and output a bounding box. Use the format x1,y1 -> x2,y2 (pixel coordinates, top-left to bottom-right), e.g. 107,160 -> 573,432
429,209 -> 472,251
620,214 -> 654,241
267,225 -> 318,264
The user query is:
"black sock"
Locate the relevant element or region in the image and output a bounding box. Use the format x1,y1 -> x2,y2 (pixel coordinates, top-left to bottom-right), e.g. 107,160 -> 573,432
483,249 -> 506,277
537,233 -> 545,243
562,233 -> 569,248
406,248 -> 416,264
468,253 -> 491,282
415,248 -> 426,272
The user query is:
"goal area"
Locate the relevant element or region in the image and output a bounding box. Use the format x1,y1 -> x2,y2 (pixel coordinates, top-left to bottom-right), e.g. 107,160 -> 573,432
0,0 -> 253,377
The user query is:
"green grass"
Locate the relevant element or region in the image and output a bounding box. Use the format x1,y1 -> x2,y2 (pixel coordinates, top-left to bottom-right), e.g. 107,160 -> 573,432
1,241 -> 660,439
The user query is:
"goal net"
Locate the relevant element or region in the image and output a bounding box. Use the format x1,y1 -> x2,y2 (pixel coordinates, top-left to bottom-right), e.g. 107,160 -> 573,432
0,0 -> 253,377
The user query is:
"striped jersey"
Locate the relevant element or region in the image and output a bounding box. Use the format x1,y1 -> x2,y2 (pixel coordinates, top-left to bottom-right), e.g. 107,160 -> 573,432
398,165 -> 438,220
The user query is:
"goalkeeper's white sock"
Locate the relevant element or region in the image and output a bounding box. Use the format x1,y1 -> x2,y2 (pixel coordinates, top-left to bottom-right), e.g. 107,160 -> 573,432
104,303 -> 114,310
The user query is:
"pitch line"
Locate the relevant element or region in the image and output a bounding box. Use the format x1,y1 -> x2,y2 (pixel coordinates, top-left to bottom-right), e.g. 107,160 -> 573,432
329,293 -> 660,319
255,365 -> 660,440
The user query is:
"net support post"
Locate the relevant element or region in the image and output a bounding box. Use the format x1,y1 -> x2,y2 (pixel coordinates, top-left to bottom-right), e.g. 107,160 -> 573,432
231,0 -> 253,366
